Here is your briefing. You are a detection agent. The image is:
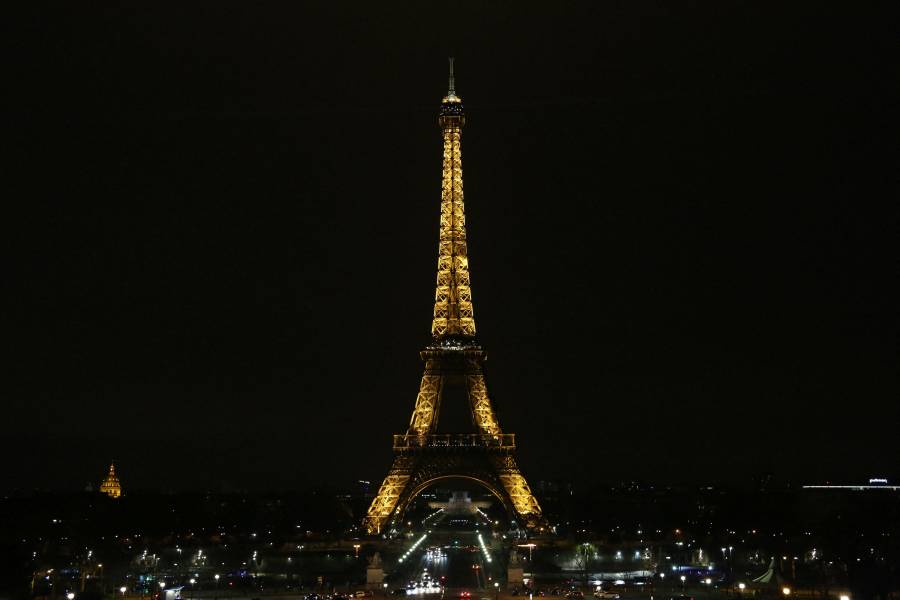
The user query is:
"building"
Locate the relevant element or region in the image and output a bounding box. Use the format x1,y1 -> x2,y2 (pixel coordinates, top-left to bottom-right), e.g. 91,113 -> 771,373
99,462 -> 122,498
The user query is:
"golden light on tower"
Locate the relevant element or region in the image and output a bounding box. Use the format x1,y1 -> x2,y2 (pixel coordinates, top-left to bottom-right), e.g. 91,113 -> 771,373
432,56 -> 474,339
362,59 -> 546,535
99,461 -> 122,498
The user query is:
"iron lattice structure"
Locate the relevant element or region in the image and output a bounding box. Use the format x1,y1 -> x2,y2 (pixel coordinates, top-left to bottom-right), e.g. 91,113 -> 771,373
364,61 -> 546,535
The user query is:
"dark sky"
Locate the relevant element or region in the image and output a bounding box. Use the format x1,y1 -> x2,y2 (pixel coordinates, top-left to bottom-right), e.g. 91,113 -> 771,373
6,2 -> 896,493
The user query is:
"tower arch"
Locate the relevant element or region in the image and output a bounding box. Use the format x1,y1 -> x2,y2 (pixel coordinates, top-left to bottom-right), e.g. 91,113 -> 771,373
394,474 -> 518,529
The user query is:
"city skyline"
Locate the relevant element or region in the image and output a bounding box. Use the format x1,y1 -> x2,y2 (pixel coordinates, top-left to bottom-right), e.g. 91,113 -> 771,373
6,2 -> 895,493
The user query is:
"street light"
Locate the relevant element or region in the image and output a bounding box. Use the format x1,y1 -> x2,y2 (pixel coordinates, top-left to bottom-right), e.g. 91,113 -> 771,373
680,576 -> 686,592
738,583 -> 746,591
120,587 -> 127,596
523,543 -> 536,562
354,544 -> 361,558
68,594 -> 76,600
782,588 -> 791,597
214,574 -> 220,600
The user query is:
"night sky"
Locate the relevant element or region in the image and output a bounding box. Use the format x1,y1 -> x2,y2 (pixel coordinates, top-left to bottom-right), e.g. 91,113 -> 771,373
6,2 -> 896,493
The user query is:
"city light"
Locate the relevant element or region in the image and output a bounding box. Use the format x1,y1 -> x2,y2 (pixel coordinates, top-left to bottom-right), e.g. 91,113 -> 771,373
399,533 -> 429,564
739,584 -> 746,591
518,543 -> 537,561
67,594 -> 75,600
477,532 -> 493,563
120,587 -> 127,595
783,588 -> 791,596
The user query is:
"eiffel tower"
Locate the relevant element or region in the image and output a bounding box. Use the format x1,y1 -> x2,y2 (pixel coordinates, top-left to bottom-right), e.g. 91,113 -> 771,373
364,59 -> 546,535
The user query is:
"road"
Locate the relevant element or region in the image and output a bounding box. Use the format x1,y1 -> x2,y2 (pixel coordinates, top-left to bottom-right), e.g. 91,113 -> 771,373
395,532 -> 498,596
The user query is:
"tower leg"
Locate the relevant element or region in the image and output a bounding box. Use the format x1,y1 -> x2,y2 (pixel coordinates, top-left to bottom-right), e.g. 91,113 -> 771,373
466,371 -> 500,435
492,455 -> 547,530
408,363 -> 443,436
364,455 -> 415,534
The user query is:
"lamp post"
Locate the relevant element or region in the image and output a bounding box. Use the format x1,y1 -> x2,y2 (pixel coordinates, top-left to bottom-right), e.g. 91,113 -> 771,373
354,544 -> 361,558
494,582 -> 499,600
189,579 -> 196,600
680,576 -> 686,593
120,586 -> 127,598
214,575 -> 220,600
524,544 -> 536,562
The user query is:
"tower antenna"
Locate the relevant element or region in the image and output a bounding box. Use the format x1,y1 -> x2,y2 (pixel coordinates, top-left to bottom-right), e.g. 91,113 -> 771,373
448,57 -> 456,96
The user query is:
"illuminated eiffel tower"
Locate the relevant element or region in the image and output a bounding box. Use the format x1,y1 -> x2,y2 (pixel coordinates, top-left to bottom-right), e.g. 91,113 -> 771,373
364,60 -> 546,535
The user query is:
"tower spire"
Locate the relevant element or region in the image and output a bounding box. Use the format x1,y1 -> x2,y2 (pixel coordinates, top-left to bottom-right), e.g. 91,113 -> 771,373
433,60 -> 472,339
448,56 -> 455,97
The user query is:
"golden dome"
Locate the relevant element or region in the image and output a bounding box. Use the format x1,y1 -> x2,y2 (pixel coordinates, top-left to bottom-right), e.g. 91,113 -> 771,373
99,462 -> 122,498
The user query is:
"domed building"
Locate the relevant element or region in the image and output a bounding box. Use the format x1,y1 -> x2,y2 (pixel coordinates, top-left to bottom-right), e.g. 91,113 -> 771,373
99,462 -> 122,498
